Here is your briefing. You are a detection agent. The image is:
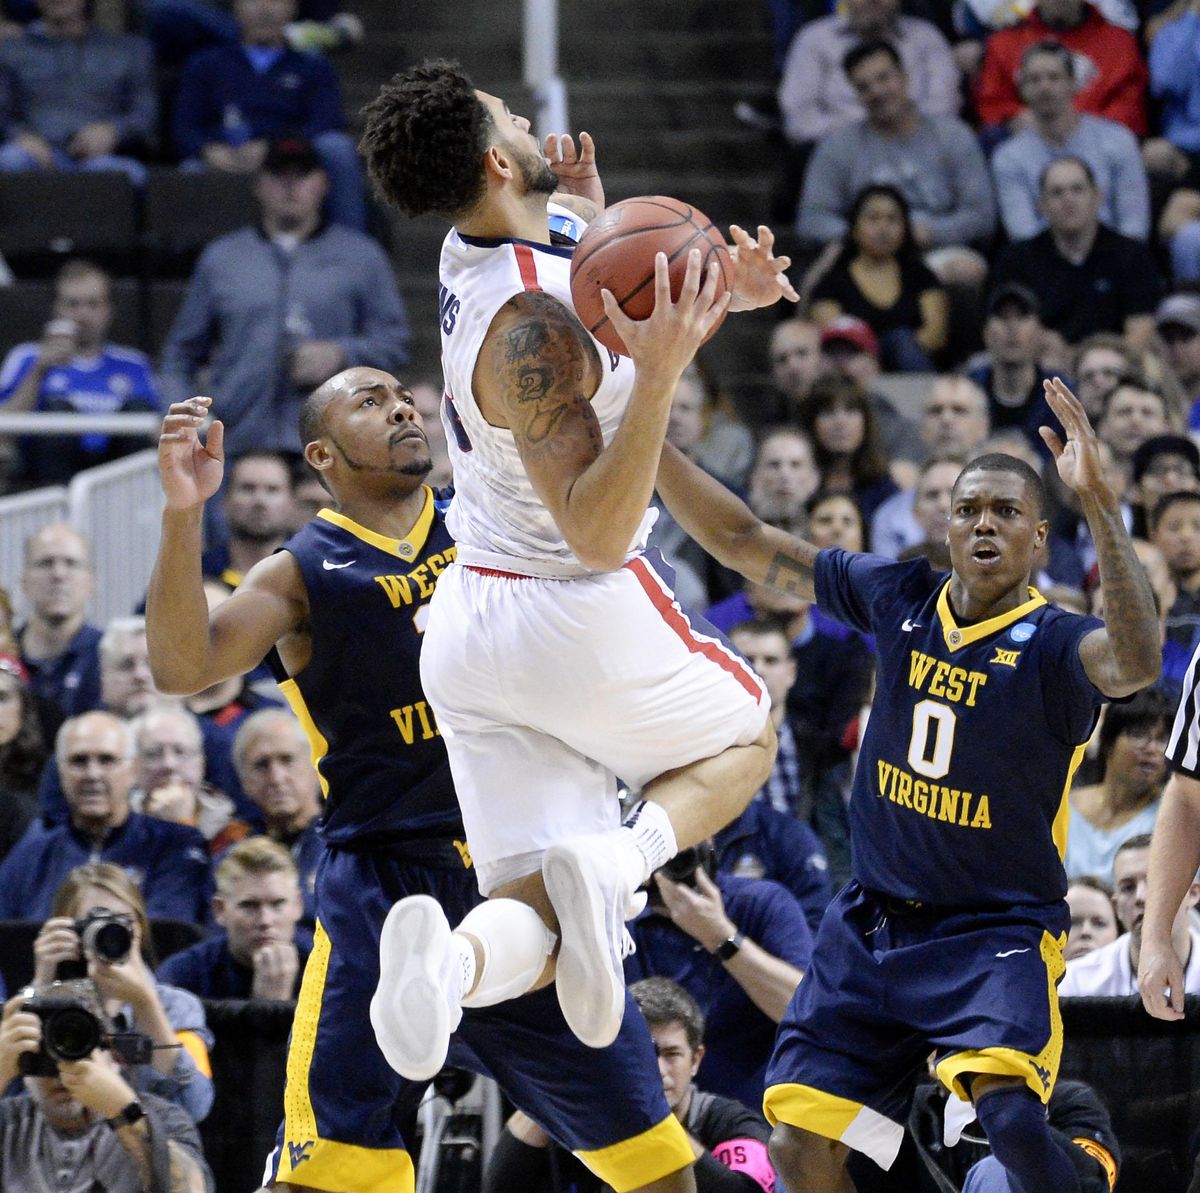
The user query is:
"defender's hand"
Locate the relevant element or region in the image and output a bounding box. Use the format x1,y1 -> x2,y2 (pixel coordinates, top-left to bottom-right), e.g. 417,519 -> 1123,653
600,250 -> 731,386
0,999 -> 42,1088
1138,936 -> 1187,1021
544,131 -> 604,211
1039,377 -> 1114,504
728,224 -> 799,312
158,397 -> 224,511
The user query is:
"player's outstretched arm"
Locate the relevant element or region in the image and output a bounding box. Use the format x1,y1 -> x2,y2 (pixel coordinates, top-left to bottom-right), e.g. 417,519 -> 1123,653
147,398 -> 305,694
727,223 -> 800,313
1039,377 -> 1160,697
1139,770 -> 1200,1019
656,443 -> 819,601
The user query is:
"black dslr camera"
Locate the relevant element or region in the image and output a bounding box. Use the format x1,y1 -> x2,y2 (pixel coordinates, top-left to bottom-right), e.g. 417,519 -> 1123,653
19,909 -> 149,1076
646,840 -> 717,907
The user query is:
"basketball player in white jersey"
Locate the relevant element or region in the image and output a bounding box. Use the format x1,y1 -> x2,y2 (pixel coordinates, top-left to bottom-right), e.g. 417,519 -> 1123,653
358,59 -> 798,1077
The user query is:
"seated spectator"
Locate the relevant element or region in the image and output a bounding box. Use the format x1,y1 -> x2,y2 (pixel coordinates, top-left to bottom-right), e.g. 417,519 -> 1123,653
1130,433 -> 1200,538
0,653 -> 43,863
1072,330 -> 1139,420
807,490 -> 867,554
808,183 -> 949,371
1097,373 -> 1174,491
1065,690 -> 1171,880
797,40 -> 992,288
0,261 -> 160,487
485,977 -> 776,1193
233,707 -> 320,925
745,424 -> 820,529
0,711 -> 212,923
0,0 -> 156,183
967,284 -> 1056,452
626,847 -> 811,1109
30,861 -> 214,1121
1066,874 -> 1120,960
1155,292 -> 1200,430
159,137 -> 410,456
133,702 -> 248,852
0,1003 -> 212,1189
15,523 -> 101,738
171,0 -> 366,229
202,449 -> 295,589
992,157 -> 1163,353
1151,490 -> 1200,651
817,317 -> 925,461
873,454 -> 963,559
992,40 -> 1149,242
778,0 -> 959,149
796,374 -> 900,521
766,316 -> 822,423
1060,832 -> 1200,996
158,836 -> 311,1000
974,0 -> 1148,138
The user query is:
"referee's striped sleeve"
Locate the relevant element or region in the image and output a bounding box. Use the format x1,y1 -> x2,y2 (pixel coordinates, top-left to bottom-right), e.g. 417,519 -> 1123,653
1167,639 -> 1200,777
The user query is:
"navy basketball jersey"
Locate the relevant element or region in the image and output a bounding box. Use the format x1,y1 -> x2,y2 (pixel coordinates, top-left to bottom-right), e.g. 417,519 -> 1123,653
273,488 -> 463,845
815,548 -> 1107,907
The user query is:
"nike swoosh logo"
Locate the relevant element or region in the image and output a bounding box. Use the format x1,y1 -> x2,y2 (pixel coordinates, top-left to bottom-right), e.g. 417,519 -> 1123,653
322,559 -> 355,570
902,619 -> 922,632
995,948 -> 1031,958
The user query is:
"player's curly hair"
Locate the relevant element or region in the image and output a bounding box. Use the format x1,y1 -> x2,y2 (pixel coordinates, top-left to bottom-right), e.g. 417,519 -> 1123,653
359,59 -> 493,218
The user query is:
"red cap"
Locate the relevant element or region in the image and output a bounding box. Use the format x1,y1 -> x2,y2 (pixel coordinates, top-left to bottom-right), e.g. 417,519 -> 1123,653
0,653 -> 29,684
820,316 -> 880,359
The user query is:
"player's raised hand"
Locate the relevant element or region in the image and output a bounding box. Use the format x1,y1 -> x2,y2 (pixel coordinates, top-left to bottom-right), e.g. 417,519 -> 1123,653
600,250 -> 730,385
544,131 -> 604,211
728,224 -> 799,312
1039,377 -> 1113,503
1138,936 -> 1186,1021
158,396 -> 224,512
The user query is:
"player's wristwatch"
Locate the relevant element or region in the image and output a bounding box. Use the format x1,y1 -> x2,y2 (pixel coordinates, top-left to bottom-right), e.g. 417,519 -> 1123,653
105,1101 -> 145,1131
713,931 -> 745,963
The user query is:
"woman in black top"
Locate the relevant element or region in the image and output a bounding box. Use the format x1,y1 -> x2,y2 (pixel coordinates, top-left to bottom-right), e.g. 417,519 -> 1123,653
809,184 -> 948,372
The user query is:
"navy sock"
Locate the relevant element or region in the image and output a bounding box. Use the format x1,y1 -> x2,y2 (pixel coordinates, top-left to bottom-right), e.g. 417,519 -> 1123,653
972,1084 -> 1081,1193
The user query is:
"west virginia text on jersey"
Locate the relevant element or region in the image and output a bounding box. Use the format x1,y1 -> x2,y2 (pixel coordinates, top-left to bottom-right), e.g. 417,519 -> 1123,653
271,489 -> 463,844
815,548 -> 1107,907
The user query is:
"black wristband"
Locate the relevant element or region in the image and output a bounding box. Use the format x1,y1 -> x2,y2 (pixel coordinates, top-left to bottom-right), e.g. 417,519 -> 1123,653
713,930 -> 745,962
105,1101 -> 145,1131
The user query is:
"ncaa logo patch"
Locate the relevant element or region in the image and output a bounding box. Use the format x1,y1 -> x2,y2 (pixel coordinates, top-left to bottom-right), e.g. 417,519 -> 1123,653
1009,622 -> 1036,643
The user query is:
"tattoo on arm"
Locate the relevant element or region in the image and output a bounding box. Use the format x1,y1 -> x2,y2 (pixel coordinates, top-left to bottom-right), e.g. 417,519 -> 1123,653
495,293 -> 603,464
764,550 -> 813,596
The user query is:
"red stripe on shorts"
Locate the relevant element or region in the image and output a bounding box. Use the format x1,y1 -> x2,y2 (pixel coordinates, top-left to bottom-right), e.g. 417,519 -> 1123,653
513,243 -> 542,291
625,557 -> 764,702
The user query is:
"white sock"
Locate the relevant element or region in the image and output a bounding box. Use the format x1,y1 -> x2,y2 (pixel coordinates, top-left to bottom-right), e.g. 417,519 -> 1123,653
452,934 -> 476,1002
455,898 -> 556,1008
620,799 -> 678,884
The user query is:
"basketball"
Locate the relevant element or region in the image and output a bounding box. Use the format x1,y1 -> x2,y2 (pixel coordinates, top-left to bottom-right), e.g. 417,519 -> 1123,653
569,196 -> 733,357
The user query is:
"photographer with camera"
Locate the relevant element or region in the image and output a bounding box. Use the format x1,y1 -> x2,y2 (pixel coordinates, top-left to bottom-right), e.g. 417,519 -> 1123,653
30,862 -> 214,1124
625,842 -> 812,1111
0,997 -> 212,1192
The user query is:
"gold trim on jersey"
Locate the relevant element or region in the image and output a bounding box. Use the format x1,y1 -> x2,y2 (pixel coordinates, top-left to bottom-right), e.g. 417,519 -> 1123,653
762,1082 -> 904,1170
935,582 -> 1047,652
574,1113 -> 694,1192
1053,743 -> 1087,862
275,921 -> 416,1192
317,487 -> 436,560
278,678 -> 330,800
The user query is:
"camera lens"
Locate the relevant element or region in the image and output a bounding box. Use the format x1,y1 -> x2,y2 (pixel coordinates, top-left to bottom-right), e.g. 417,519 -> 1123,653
44,1007 -> 103,1062
88,920 -> 133,963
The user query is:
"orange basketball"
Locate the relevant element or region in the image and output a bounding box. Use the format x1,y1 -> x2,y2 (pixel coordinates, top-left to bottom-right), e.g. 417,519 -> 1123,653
569,196 -> 732,357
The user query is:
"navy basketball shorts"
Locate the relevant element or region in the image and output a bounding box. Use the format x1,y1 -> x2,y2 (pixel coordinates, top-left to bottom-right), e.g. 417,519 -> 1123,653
266,844 -> 692,1193
763,882 -> 1069,1170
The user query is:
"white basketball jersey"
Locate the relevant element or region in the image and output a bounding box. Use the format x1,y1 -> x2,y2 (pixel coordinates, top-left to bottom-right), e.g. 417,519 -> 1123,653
437,218 -> 647,577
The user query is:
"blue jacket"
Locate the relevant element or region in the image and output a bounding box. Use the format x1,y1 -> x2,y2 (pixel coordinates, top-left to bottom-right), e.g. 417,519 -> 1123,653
172,43 -> 345,159
715,800 -> 831,934
625,875 -> 812,1110
0,813 -> 212,923
157,928 -> 313,999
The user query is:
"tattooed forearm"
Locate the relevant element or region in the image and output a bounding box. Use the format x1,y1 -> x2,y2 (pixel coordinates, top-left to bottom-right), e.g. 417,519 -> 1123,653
763,548 -> 817,601
1081,494 -> 1160,694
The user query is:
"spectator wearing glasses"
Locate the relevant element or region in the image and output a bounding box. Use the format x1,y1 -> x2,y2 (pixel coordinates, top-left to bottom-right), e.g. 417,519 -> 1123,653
1071,333 -> 1139,421
1065,690 -> 1172,881
1130,434 -> 1200,540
